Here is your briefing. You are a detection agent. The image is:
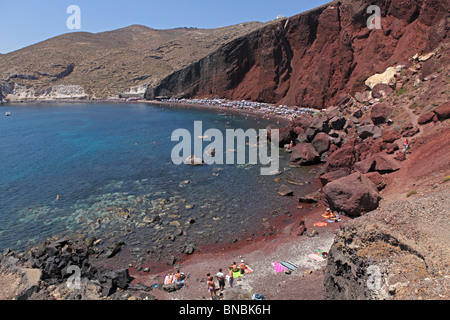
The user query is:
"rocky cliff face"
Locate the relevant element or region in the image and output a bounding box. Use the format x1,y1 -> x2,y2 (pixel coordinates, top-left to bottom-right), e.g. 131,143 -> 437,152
146,0 -> 449,108
324,191 -> 449,300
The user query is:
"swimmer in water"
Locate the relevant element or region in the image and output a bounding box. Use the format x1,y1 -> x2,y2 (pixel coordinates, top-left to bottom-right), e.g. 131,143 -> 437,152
56,195 -> 60,201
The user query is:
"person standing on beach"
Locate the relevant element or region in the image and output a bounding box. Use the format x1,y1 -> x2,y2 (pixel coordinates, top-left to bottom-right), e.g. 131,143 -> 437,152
227,268 -> 234,288
207,276 -> 217,298
216,269 -> 225,291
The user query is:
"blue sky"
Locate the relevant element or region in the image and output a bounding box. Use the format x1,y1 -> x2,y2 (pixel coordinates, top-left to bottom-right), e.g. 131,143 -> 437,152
0,0 -> 330,54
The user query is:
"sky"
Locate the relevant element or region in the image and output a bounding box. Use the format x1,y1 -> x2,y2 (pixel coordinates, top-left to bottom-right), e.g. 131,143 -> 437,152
0,0 -> 330,54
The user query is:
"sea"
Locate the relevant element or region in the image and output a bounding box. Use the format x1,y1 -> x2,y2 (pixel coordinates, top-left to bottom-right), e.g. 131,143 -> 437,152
0,103 -> 318,259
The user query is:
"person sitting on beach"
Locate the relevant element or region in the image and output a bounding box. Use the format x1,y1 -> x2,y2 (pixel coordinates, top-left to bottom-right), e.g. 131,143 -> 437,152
239,260 -> 247,275
285,140 -> 294,152
322,208 -> 337,220
164,273 -> 173,285
231,262 -> 239,273
174,270 -> 185,285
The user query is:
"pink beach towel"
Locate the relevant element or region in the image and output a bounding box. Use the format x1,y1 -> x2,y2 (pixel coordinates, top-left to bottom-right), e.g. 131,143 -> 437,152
273,262 -> 288,273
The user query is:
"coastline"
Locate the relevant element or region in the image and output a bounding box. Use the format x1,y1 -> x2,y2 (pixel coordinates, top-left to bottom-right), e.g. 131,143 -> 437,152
1,98 -> 342,300
1,98 -> 301,126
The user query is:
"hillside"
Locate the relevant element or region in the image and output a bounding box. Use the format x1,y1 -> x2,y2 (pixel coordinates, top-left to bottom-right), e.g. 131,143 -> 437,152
0,22 -> 264,100
145,0 -> 449,108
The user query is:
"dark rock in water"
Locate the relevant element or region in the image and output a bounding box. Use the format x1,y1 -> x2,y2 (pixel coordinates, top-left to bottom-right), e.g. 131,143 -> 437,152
106,242 -> 124,259
278,184 -> 294,197
322,172 -> 381,217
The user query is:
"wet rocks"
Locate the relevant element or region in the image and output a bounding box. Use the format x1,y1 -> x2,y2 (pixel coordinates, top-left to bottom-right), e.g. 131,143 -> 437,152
278,184 -> 294,197
0,237 -> 151,300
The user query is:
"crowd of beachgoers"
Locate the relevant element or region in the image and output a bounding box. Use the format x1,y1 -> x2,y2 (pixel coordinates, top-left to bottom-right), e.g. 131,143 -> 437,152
159,98 -> 324,121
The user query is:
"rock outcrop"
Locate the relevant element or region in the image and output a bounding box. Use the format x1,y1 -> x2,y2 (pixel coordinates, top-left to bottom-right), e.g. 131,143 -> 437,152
324,191 -> 450,300
145,0 -> 448,108
322,172 -> 381,217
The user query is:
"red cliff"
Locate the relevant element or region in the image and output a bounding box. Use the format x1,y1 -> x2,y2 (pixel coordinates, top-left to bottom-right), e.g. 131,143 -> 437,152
145,0 -> 449,108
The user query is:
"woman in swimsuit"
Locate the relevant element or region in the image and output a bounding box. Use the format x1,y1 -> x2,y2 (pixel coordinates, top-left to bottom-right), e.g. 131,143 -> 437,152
207,276 -> 217,298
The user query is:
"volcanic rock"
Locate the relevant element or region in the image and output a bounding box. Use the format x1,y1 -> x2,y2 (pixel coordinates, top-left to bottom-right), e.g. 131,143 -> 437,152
322,172 -> 381,217
290,143 -> 321,166
278,184 -> 294,197
319,170 -> 349,186
311,132 -> 331,155
371,103 -> 393,125
325,139 -> 359,174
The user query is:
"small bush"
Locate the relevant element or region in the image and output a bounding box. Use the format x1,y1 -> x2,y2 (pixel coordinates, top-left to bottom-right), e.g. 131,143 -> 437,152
396,88 -> 407,96
406,190 -> 418,198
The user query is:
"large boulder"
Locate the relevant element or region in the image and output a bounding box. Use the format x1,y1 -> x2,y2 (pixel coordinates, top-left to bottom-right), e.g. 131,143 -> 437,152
371,84 -> 393,99
372,153 -> 401,173
278,127 -> 296,147
290,143 -> 321,166
418,111 -> 437,125
433,101 -> 450,121
312,132 -> 331,155
371,103 -> 393,125
319,170 -> 349,186
357,125 -> 383,140
322,172 -> 381,217
325,139 -> 359,174
382,129 -> 401,143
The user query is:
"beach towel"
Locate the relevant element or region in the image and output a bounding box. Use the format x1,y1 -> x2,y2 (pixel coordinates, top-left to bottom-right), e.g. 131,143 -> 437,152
280,261 -> 299,272
307,254 -> 326,262
273,262 -> 288,273
232,265 -> 253,278
314,222 -> 327,227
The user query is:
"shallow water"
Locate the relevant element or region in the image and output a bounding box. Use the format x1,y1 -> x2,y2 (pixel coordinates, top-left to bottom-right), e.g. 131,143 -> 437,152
0,103 -> 316,258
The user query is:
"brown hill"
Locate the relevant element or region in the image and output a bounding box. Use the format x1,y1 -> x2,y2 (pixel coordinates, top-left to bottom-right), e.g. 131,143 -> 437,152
145,0 -> 449,108
0,22 -> 264,99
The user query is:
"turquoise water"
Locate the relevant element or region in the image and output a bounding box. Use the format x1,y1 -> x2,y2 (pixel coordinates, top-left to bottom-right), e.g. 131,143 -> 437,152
0,103 -> 315,258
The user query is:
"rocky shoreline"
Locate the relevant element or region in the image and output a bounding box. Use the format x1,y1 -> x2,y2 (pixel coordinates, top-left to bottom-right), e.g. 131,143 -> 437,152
1,54 -> 449,299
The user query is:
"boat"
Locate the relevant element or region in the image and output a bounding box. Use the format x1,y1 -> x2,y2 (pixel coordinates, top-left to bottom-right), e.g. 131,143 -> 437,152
5,112 -> 11,116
